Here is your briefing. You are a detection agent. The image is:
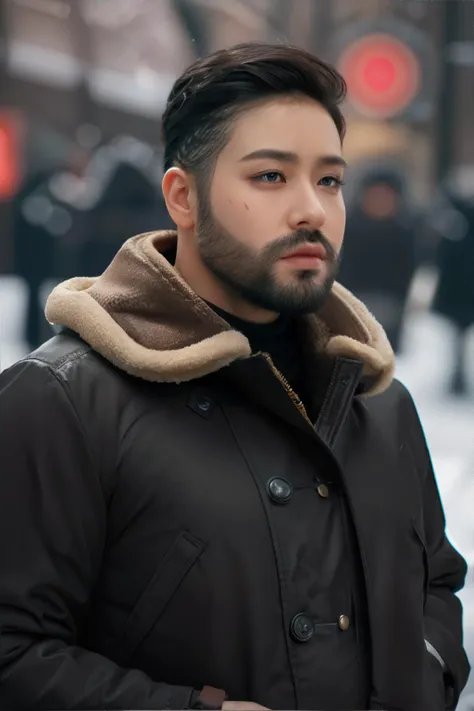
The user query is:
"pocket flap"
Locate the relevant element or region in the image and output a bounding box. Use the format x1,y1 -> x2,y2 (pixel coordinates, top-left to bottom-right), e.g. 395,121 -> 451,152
114,531 -> 205,664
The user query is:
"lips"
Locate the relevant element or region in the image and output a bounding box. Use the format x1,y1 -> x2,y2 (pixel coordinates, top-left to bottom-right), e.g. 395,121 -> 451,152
281,243 -> 327,260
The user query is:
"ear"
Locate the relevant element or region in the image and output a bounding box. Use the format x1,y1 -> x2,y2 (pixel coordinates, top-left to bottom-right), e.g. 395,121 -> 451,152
162,167 -> 197,230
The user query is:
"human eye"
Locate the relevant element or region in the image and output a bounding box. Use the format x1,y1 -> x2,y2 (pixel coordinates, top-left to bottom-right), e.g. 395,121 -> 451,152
252,171 -> 286,184
319,175 -> 345,190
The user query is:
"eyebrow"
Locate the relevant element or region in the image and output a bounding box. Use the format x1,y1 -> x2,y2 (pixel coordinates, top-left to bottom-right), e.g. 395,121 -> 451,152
239,149 -> 347,169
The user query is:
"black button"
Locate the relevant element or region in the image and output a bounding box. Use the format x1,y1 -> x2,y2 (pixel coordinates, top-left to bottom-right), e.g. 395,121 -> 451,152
290,613 -> 314,642
267,477 -> 293,504
341,377 -> 350,386
188,392 -> 215,418
197,396 -> 212,412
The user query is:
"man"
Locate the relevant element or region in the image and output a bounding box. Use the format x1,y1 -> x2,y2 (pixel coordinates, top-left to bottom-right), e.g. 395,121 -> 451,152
0,42 -> 469,711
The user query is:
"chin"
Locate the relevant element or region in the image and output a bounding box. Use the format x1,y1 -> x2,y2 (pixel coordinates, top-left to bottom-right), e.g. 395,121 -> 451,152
291,269 -> 326,284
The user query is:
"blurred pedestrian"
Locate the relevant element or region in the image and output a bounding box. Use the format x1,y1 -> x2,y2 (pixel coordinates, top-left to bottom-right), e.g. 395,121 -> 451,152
338,169 -> 420,353
78,161 -> 172,276
12,144 -> 88,349
431,186 -> 474,395
12,168 -> 62,349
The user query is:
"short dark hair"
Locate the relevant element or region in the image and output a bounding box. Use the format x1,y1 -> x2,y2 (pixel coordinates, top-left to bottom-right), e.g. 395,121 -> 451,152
161,42 -> 347,179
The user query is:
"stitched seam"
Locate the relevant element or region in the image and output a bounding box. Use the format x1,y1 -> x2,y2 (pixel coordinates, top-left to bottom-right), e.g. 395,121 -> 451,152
315,360 -> 342,443
25,346 -> 91,372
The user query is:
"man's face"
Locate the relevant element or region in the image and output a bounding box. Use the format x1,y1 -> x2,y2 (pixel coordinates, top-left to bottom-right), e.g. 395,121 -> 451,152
195,96 -> 346,315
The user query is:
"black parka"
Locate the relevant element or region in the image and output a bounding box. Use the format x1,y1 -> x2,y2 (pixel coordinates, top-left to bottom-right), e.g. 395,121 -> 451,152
0,232 -> 469,710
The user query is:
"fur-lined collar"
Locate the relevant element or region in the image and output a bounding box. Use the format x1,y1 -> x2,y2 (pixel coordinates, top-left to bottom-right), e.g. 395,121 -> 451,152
45,230 -> 394,396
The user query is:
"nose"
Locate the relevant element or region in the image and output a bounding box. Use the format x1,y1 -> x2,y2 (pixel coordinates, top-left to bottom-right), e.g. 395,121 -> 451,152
287,187 -> 326,232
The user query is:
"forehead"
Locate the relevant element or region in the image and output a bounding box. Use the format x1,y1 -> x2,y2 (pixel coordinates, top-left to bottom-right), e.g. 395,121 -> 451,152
222,96 -> 343,162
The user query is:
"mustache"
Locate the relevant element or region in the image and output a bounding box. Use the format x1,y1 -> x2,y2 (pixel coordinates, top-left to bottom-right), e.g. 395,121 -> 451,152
264,229 -> 338,263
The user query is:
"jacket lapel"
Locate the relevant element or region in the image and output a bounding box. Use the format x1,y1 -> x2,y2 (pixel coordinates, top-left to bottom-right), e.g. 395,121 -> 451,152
220,354 -> 363,449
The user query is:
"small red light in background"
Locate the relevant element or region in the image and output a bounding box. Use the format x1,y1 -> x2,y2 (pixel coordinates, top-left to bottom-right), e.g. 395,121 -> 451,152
339,33 -> 421,118
363,56 -> 397,94
0,112 -> 22,200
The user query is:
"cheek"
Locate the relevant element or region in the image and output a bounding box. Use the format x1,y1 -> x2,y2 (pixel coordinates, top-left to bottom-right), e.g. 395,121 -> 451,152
325,199 -> 346,252
213,190 -> 275,247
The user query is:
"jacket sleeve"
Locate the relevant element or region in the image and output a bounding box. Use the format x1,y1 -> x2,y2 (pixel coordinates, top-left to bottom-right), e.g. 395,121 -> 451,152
403,386 -> 471,708
0,358 -> 221,710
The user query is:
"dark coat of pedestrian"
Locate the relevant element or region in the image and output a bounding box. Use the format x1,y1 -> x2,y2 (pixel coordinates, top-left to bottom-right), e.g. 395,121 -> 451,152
338,171 -> 420,353
432,191 -> 474,332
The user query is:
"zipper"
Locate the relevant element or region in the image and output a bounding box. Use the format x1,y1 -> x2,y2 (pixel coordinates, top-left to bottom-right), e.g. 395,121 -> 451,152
260,351 -> 313,427
261,352 -> 335,489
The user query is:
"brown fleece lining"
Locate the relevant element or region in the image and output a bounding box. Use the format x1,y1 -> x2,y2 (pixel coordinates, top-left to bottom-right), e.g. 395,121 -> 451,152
315,281 -> 394,396
45,231 -> 394,395
88,231 -> 232,352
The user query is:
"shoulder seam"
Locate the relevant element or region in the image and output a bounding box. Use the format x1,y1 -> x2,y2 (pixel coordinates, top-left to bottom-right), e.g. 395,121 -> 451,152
24,346 -> 92,373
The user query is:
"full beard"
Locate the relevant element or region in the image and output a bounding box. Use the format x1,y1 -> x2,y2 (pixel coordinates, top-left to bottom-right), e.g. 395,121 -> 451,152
196,200 -> 340,315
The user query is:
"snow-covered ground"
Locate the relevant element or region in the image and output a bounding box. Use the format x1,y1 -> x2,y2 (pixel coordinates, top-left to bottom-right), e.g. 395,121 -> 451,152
396,314 -> 474,710
1,277 -> 474,707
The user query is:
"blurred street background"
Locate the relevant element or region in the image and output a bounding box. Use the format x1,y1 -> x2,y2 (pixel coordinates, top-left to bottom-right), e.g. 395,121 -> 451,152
0,0 -> 473,707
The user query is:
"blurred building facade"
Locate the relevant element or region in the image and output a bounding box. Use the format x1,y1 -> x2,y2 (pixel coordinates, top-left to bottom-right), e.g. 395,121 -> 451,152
1,0 -> 474,267
1,0 -> 474,340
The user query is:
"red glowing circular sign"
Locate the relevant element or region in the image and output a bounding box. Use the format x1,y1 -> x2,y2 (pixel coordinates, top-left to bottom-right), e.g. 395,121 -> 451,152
339,33 -> 421,118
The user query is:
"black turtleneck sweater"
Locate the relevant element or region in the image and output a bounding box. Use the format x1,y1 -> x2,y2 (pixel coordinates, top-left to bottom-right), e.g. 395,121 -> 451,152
208,303 -> 308,408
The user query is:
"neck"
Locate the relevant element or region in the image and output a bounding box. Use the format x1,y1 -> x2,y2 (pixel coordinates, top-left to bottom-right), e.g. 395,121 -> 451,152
174,240 -> 279,324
